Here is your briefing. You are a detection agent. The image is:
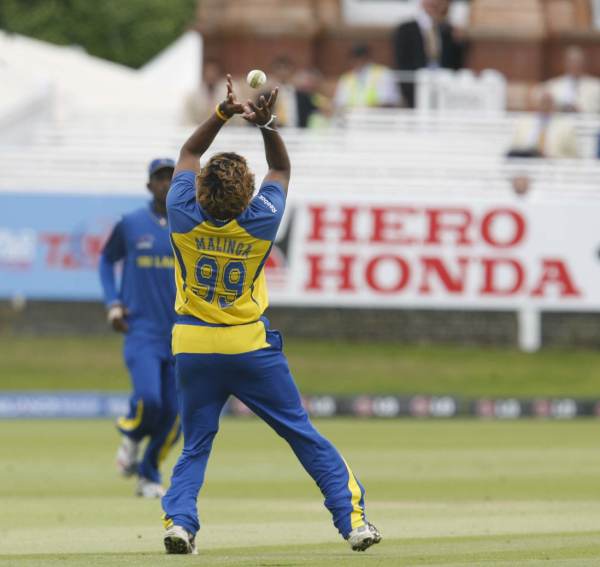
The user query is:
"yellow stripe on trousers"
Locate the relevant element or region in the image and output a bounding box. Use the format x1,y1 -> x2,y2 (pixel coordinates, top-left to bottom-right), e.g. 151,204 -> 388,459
117,400 -> 144,432
343,459 -> 365,529
158,415 -> 180,465
162,513 -> 173,529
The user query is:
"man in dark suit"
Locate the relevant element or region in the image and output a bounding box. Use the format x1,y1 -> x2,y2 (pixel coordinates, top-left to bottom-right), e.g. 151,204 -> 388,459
393,0 -> 466,108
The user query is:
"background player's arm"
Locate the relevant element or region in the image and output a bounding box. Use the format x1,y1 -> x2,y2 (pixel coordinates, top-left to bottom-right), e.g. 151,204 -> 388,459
243,91 -> 291,195
174,75 -> 244,176
99,221 -> 128,333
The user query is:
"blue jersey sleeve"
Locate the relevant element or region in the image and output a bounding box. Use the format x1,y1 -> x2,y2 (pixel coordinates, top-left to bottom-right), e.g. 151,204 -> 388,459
167,170 -> 202,233
238,181 -> 286,241
99,220 -> 126,306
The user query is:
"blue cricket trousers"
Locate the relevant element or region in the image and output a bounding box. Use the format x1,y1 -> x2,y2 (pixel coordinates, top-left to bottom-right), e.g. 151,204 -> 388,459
162,332 -> 367,538
117,335 -> 181,483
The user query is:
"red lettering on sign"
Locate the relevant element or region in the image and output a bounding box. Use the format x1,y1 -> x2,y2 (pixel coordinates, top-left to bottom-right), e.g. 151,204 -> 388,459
305,254 -> 356,291
41,234 -> 67,267
424,208 -> 473,246
370,207 -> 418,244
41,232 -> 105,270
480,258 -> 524,295
307,206 -> 358,242
531,259 -> 581,297
365,255 -> 410,293
419,257 -> 469,294
481,209 -> 526,248
85,235 -> 105,263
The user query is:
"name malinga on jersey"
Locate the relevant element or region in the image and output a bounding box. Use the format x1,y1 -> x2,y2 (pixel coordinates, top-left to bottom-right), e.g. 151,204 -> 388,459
195,237 -> 253,258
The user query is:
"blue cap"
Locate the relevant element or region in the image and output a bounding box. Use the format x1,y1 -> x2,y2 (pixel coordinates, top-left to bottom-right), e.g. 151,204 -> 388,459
148,158 -> 175,176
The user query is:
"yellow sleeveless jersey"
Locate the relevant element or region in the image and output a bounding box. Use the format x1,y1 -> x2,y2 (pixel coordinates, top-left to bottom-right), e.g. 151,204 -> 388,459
166,170 -> 285,355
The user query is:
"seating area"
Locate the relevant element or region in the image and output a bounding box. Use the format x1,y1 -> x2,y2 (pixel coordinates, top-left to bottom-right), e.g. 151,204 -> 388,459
0,108 -> 598,199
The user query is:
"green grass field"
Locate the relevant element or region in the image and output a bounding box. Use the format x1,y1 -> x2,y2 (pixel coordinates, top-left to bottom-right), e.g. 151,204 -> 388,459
2,336 -> 600,565
1,419 -> 600,566
2,335 -> 600,396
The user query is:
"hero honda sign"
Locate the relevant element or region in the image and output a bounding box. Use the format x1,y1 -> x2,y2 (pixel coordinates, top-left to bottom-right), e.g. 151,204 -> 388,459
269,194 -> 600,310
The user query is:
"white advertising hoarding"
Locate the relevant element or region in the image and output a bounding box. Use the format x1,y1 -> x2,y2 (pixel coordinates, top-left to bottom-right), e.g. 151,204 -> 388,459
267,194 -> 600,313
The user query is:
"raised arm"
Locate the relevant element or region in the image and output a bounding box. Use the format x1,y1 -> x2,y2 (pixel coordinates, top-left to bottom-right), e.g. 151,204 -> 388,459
174,75 -> 244,176
243,90 -> 291,195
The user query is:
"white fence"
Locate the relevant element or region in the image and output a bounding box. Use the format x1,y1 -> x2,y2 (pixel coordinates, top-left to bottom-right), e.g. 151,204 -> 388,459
1,109 -> 599,195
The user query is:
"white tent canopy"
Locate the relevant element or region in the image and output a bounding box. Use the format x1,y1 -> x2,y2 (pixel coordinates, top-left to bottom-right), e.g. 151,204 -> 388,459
140,30 -> 202,95
0,29 -> 201,121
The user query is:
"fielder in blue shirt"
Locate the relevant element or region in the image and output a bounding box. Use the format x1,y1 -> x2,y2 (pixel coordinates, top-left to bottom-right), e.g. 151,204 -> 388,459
99,158 -> 180,498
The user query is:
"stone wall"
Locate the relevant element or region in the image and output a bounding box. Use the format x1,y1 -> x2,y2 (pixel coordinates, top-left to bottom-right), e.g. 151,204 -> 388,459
3,301 -> 598,348
542,312 -> 600,348
0,300 -> 513,346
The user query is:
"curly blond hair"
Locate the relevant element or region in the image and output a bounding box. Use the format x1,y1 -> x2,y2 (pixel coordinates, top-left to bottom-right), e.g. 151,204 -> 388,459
196,153 -> 255,220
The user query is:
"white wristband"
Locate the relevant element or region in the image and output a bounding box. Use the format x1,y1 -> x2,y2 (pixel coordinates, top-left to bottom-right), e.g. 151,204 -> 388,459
258,115 -> 278,132
107,305 -> 124,323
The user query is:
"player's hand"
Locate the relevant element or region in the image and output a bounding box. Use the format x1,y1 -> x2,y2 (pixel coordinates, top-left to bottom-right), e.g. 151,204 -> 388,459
107,304 -> 129,333
219,74 -> 245,118
242,88 -> 278,126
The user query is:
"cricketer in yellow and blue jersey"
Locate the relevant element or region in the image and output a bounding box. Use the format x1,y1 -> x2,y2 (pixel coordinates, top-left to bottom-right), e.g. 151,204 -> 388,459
161,170 -> 371,542
160,71 -> 378,554
167,169 -> 282,354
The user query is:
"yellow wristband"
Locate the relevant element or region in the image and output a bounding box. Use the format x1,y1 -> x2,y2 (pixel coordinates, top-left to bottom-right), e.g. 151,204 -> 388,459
215,104 -> 230,122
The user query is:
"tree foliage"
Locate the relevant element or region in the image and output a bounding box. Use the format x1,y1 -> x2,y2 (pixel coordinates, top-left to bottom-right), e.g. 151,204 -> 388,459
0,0 -> 197,68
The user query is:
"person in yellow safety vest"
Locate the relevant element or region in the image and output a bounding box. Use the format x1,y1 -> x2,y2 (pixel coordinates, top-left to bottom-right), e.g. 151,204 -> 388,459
333,44 -> 400,111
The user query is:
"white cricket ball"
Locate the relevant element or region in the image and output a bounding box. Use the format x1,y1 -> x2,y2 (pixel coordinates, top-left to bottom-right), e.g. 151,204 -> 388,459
246,69 -> 267,89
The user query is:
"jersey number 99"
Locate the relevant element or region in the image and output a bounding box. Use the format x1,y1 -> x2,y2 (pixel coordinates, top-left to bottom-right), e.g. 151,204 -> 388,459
195,255 -> 246,309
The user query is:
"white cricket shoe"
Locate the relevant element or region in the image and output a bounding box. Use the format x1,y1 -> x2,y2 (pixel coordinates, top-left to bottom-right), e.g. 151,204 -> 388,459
136,477 -> 166,498
164,525 -> 198,555
347,522 -> 382,552
116,436 -> 139,477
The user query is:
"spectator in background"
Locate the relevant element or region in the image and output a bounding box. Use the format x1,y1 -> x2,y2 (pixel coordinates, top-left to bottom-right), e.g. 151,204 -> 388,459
507,91 -> 578,159
333,44 -> 400,111
261,58 -> 331,128
510,174 -> 533,198
294,68 -> 333,128
183,60 -> 245,125
393,0 -> 466,108
545,46 -> 600,114
263,56 -> 300,128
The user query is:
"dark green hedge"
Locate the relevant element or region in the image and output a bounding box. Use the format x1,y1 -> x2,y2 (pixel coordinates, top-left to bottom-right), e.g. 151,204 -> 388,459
0,0 -> 197,68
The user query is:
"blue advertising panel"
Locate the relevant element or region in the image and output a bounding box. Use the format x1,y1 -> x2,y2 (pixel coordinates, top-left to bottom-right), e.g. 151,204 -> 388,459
0,193 -> 145,300
0,392 -> 598,419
